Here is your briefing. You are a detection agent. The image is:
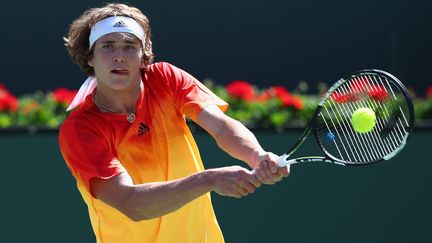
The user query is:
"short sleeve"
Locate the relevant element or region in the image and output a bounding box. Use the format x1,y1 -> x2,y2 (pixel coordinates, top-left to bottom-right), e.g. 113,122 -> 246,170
155,62 -> 229,120
58,115 -> 126,193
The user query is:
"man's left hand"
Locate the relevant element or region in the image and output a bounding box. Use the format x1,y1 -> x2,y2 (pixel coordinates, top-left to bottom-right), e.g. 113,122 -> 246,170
252,152 -> 290,185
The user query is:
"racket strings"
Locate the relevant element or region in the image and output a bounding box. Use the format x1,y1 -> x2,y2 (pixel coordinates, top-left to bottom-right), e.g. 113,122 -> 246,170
324,102 -> 363,161
320,108 -> 351,161
346,77 -> 393,159
340,76 -> 392,159
351,74 -> 408,158
364,75 -> 409,152
317,73 -> 411,164
354,74 -> 408,158
324,96 -> 373,162
322,80 -> 381,162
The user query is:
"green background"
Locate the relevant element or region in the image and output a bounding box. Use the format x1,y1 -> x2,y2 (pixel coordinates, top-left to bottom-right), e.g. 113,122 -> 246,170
1,129 -> 430,242
2,0 -> 432,95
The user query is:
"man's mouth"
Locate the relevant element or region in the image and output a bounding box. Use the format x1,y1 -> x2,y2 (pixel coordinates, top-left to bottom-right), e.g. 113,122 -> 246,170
111,68 -> 129,75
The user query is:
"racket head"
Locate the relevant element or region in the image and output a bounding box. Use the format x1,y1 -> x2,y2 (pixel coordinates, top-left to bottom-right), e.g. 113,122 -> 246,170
311,69 -> 414,166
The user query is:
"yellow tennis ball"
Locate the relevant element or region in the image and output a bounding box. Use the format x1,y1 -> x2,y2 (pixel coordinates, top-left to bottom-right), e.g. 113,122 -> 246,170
351,107 -> 376,133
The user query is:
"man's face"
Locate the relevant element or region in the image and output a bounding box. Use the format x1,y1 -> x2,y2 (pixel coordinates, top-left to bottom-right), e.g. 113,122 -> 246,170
88,32 -> 144,91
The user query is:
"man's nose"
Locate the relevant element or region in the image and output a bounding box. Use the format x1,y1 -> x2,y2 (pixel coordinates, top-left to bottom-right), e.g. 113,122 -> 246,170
113,49 -> 126,63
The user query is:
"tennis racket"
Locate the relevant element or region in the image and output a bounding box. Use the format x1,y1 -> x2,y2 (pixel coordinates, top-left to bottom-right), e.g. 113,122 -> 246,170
277,69 -> 414,167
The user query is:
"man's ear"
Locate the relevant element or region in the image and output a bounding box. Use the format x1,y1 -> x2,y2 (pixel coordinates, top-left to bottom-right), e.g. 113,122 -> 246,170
140,49 -> 146,68
88,57 -> 94,67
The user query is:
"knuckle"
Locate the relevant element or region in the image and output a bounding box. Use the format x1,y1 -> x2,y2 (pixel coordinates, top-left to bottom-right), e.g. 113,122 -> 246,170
255,174 -> 262,181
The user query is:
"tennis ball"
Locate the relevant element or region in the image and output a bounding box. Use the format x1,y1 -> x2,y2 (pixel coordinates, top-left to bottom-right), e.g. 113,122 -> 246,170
351,107 -> 376,133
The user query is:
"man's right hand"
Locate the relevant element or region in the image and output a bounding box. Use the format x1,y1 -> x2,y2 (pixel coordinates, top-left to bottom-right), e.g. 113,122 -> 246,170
206,166 -> 261,199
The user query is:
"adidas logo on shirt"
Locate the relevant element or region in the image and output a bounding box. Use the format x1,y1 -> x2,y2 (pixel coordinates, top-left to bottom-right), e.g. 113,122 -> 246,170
113,20 -> 126,28
138,122 -> 150,137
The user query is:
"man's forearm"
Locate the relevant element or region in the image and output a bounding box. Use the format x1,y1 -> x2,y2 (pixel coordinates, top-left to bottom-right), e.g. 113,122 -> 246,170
121,171 -> 213,221
213,117 -> 266,168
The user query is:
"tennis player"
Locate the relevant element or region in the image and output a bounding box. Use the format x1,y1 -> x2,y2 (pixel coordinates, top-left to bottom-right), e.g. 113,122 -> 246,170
59,3 -> 289,243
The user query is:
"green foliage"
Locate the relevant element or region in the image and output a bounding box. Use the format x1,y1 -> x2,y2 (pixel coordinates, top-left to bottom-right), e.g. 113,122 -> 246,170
0,89 -> 71,129
414,98 -> 432,120
1,81 -> 431,130
0,113 -> 12,127
15,92 -> 67,128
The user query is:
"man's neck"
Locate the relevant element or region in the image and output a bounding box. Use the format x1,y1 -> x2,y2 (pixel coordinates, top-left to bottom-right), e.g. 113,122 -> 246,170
93,81 -> 142,114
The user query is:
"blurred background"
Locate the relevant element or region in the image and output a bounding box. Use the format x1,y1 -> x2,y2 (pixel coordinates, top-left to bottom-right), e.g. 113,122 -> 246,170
1,0 -> 431,95
1,0 -> 431,242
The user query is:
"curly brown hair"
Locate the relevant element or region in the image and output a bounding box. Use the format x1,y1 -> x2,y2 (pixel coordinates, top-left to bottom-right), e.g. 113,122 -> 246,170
64,3 -> 154,75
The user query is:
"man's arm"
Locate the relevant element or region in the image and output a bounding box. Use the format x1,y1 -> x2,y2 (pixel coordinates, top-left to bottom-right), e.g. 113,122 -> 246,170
90,165 -> 261,221
195,105 -> 290,183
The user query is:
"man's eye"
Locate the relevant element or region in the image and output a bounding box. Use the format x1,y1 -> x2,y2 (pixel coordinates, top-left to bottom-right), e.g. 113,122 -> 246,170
125,45 -> 136,50
102,44 -> 113,49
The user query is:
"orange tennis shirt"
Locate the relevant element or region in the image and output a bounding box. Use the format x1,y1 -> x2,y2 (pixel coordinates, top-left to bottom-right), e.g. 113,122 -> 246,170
59,62 -> 228,243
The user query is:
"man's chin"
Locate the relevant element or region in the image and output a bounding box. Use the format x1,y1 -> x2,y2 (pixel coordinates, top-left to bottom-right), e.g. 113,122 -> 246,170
110,79 -> 140,91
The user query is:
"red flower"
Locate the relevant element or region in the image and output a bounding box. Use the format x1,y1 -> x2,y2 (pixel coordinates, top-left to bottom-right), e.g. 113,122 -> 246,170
330,90 -> 358,103
0,84 -> 18,112
52,88 -> 77,105
256,91 -> 271,102
262,86 -> 303,110
426,86 -> 432,98
272,86 -> 290,97
226,80 -> 255,102
368,85 -> 389,102
257,86 -> 285,102
280,94 -> 303,109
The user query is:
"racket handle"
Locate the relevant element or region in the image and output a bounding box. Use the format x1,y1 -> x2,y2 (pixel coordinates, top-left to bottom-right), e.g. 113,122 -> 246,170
277,154 -> 291,167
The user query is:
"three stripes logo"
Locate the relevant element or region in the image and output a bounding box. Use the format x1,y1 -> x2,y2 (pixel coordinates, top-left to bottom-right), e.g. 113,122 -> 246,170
138,122 -> 150,137
113,20 -> 127,28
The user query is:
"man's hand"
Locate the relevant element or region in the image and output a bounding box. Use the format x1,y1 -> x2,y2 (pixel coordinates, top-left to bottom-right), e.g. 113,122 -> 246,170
252,152 -> 290,185
206,166 -> 262,199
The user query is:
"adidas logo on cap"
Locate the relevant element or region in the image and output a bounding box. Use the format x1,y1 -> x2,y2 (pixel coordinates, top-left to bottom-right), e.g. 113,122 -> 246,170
113,20 -> 127,28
